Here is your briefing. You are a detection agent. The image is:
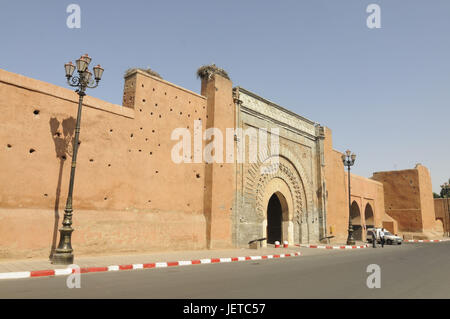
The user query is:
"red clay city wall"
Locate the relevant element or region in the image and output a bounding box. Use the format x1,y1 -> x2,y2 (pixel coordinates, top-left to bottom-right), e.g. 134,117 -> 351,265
371,165 -> 443,239
434,198 -> 449,235
0,68 -> 234,260
323,127 -> 387,243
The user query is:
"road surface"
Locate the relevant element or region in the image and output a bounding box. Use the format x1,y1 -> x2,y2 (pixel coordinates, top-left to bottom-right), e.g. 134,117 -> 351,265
1,242 -> 449,298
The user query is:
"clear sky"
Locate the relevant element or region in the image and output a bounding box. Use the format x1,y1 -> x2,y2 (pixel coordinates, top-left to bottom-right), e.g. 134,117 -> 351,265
1,0 -> 449,192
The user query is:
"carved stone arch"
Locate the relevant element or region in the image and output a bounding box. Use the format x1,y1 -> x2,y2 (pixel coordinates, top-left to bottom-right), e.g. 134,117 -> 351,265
244,146 -> 312,218
244,148 -> 310,244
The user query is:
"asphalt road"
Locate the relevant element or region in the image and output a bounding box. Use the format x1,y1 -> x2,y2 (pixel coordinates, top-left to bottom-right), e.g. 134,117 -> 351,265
1,242 -> 449,299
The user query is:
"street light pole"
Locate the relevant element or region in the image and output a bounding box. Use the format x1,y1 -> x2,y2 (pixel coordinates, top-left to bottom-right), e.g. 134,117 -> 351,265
342,150 -> 356,246
52,55 -> 104,265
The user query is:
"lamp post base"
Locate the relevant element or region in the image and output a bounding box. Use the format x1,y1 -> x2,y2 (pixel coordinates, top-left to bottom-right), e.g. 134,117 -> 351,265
51,252 -> 74,265
51,227 -> 74,265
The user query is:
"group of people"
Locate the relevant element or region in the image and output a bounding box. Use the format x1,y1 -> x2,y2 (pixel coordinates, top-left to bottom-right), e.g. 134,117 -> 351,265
370,228 -> 386,248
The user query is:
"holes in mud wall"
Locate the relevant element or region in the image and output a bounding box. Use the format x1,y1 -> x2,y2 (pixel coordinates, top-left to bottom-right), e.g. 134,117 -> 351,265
104,197 -> 108,201
155,170 -> 159,174
89,158 -> 94,162
109,129 -> 113,133
108,164 -> 111,167
29,148 -> 36,154
6,144 -> 12,149
149,152 -> 153,155
61,155 -> 67,160
142,99 -> 146,103
33,109 -> 40,116
130,133 -> 134,138
196,173 -> 201,178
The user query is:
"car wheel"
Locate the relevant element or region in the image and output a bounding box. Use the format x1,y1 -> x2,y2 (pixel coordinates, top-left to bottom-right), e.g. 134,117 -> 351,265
387,239 -> 392,245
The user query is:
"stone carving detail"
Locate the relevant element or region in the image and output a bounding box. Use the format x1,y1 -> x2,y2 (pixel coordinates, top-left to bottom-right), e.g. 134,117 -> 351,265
246,157 -> 306,224
240,93 -> 316,136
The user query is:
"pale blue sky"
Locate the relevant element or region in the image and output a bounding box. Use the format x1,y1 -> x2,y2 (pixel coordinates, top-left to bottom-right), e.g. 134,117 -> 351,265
0,0 -> 449,192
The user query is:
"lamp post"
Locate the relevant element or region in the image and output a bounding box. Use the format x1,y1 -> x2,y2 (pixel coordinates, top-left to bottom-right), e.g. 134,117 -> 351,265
341,150 -> 356,245
52,54 -> 104,265
441,182 -> 450,237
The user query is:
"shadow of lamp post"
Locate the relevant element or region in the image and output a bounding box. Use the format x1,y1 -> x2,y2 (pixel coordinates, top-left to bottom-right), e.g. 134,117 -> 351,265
341,149 -> 356,246
51,54 -> 104,265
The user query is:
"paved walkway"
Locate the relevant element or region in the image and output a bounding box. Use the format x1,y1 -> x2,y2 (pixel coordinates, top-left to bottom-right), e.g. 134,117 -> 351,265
0,241 -> 376,276
0,247 -> 304,273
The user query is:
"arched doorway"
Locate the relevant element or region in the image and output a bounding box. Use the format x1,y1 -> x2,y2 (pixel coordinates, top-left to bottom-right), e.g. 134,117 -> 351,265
266,192 -> 288,244
364,204 -> 374,229
350,201 -> 362,241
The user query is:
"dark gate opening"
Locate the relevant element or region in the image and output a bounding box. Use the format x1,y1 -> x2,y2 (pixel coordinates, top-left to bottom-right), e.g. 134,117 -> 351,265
267,194 -> 282,244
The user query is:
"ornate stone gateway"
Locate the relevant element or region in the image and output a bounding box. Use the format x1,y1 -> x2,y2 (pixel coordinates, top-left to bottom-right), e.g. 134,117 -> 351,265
232,87 -> 327,247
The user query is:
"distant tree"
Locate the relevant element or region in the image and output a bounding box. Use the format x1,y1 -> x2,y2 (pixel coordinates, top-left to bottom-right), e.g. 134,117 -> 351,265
440,178 -> 450,198
433,192 -> 442,198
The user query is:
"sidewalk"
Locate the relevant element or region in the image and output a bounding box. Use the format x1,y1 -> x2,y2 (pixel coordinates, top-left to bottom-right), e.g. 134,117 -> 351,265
0,241 -> 377,280
297,240 -> 369,249
0,246 -> 303,278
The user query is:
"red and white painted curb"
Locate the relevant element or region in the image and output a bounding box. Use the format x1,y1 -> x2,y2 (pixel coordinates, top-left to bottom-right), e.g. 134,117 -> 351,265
403,239 -> 450,243
0,252 -> 302,280
296,244 -> 370,249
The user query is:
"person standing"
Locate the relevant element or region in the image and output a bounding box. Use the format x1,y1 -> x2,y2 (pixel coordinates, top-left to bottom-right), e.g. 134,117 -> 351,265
371,229 -> 377,248
380,228 -> 385,248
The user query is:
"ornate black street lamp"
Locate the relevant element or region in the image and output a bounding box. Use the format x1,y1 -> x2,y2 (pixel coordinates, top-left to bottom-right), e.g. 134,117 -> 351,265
441,182 -> 450,237
341,149 -> 356,245
52,54 -> 104,265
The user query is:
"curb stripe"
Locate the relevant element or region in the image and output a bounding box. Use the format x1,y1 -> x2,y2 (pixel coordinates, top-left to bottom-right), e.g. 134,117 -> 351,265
297,244 -> 369,249
404,239 -> 449,243
0,272 -> 31,279
30,270 -> 55,277
0,251 -> 303,280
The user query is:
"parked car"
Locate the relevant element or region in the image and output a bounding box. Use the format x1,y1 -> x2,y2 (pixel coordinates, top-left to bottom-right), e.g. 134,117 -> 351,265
383,230 -> 403,245
366,228 -> 402,245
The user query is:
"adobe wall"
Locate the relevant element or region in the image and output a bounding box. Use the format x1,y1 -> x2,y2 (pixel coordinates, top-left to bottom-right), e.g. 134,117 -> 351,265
324,128 -> 386,243
434,198 -> 449,235
0,68 -> 234,260
371,165 -> 442,238
323,128 -> 348,243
